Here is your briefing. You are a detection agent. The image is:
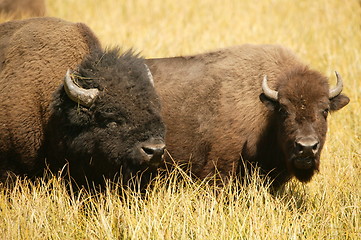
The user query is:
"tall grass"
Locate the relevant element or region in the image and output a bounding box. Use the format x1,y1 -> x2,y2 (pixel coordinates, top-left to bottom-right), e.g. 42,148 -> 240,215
0,0 -> 360,239
0,168 -> 359,239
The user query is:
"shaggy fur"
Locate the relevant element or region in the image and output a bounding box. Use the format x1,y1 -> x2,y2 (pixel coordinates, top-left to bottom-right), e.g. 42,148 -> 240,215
0,0 -> 46,18
146,44 -> 349,187
0,17 -> 165,187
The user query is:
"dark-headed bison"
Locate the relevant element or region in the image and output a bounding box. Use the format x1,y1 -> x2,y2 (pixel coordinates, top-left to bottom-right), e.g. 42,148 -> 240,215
0,17 -> 165,187
146,44 -> 349,188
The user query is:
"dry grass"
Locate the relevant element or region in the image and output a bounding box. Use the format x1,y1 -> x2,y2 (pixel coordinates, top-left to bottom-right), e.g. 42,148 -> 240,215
0,0 -> 360,239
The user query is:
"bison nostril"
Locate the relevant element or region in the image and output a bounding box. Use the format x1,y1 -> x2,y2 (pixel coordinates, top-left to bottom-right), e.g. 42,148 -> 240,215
141,144 -> 166,161
142,146 -> 155,155
295,142 -> 304,153
295,138 -> 319,156
312,142 -> 319,152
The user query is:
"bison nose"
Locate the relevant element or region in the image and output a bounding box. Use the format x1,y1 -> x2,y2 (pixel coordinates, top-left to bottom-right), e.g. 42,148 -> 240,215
295,137 -> 319,156
140,142 -> 166,164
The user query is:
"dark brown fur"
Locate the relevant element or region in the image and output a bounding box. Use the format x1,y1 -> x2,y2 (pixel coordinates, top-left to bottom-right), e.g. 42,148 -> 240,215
0,0 -> 46,18
146,44 -> 349,187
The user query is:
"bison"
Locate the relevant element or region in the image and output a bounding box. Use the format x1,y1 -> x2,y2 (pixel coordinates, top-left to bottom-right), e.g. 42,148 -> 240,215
146,44 -> 349,188
0,17 -> 165,188
0,0 -> 46,18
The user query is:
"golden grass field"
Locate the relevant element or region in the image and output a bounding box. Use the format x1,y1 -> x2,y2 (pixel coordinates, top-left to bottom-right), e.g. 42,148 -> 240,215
0,0 -> 361,239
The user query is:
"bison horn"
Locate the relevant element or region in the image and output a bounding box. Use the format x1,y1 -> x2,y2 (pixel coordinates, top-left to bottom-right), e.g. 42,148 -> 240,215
64,69 -> 99,107
262,75 -> 278,101
329,71 -> 343,99
144,64 -> 154,86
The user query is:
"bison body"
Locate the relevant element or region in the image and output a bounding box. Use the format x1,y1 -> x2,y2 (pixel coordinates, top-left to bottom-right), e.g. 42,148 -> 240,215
146,44 -> 349,187
0,17 -> 165,187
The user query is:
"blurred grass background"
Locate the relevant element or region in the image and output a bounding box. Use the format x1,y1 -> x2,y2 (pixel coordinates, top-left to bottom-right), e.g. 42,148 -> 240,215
0,0 -> 360,239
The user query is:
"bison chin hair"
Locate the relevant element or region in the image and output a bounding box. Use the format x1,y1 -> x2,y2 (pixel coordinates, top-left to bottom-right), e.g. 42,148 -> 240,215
292,167 -> 319,182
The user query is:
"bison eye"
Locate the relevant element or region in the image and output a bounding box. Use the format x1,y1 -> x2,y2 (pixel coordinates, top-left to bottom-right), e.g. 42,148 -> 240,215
107,122 -> 118,128
322,108 -> 329,118
278,107 -> 289,118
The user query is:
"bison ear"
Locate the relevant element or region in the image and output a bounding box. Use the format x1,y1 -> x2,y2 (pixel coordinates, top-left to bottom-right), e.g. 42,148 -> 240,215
259,93 -> 277,111
330,94 -> 350,112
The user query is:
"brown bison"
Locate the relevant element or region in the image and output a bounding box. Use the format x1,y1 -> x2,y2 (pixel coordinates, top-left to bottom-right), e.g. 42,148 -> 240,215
0,17 -> 165,187
0,0 -> 46,18
146,44 -> 349,187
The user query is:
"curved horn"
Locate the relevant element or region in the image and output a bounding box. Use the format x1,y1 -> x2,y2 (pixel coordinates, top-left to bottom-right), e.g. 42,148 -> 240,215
329,71 -> 343,99
262,75 -> 278,101
144,64 -> 154,86
64,69 -> 99,107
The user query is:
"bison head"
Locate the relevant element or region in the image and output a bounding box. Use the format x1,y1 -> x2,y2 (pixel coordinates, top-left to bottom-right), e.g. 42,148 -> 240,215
260,68 -> 349,182
50,48 -> 165,181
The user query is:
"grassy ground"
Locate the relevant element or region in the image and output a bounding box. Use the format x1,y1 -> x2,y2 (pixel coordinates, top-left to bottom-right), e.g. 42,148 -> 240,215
0,0 -> 360,239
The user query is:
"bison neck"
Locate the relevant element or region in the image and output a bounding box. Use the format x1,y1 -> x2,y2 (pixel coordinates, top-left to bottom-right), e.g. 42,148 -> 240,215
240,116 -> 291,187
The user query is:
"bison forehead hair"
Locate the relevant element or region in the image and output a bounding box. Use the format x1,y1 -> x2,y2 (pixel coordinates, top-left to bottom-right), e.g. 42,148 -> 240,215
50,48 -> 165,173
276,67 -> 330,123
78,48 -> 154,91
279,66 -> 329,104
